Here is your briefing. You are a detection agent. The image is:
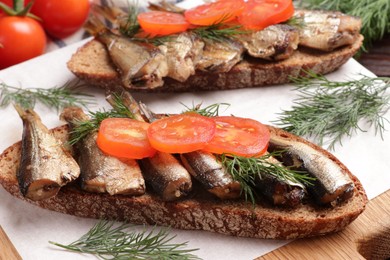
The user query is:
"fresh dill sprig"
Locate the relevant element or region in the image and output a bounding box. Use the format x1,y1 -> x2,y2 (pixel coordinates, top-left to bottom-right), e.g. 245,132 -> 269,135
191,23 -> 248,43
49,220 -> 200,260
132,34 -> 176,46
298,0 -> 390,50
0,81 -> 95,110
284,16 -> 305,29
220,152 -> 315,205
68,95 -> 134,145
181,102 -> 230,117
275,72 -> 390,149
119,5 -> 141,37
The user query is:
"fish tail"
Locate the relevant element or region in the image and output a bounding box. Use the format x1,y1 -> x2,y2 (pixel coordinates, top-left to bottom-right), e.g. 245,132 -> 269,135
13,103 -> 26,119
84,13 -> 108,36
13,104 -> 39,121
92,4 -> 124,25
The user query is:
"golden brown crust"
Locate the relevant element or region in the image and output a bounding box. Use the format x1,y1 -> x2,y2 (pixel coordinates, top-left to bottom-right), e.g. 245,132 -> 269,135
67,35 -> 363,92
0,125 -> 368,239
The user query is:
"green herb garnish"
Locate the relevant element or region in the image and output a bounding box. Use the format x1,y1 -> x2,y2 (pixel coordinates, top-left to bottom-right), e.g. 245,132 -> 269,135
182,102 -> 230,117
284,16 -> 305,28
275,72 -> 390,149
299,0 -> 390,50
191,23 -> 248,43
0,81 -> 94,110
119,5 -> 141,37
68,95 -> 134,145
220,152 -> 315,205
49,220 -> 200,260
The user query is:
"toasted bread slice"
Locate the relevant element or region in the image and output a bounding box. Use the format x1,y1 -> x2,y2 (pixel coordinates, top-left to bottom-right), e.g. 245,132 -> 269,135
0,124 -> 367,239
67,35 -> 363,92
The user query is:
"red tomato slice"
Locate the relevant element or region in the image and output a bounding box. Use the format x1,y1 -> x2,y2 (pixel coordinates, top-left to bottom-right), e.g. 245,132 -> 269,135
97,118 -> 156,159
238,0 -> 294,30
137,11 -> 190,36
203,116 -> 270,157
184,0 -> 245,26
147,113 -> 216,153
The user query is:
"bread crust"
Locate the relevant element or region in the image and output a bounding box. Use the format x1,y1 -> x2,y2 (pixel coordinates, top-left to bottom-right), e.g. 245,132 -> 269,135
0,125 -> 367,239
67,35 -> 363,92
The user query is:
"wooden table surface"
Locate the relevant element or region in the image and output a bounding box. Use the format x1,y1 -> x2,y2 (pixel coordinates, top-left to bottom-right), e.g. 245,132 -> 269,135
1,36 -> 389,260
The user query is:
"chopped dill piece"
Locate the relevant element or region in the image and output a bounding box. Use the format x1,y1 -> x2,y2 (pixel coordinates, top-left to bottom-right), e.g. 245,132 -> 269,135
182,102 -> 230,117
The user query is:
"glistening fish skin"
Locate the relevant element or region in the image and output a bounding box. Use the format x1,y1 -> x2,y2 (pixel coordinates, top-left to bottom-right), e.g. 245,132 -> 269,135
60,107 -> 145,196
239,24 -> 299,61
268,134 -> 354,205
255,155 -> 305,207
106,91 -> 192,201
140,152 -> 192,201
255,175 -> 305,207
295,10 -> 362,52
15,105 -> 80,201
85,16 -> 168,89
163,32 -> 204,82
196,38 -> 244,72
100,33 -> 168,89
180,151 -> 241,199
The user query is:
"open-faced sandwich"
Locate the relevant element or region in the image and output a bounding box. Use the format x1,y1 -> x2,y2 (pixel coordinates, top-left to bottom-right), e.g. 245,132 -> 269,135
67,0 -> 364,91
0,90 -> 367,239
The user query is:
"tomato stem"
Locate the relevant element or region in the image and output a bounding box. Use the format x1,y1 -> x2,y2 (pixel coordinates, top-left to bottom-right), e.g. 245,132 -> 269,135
0,0 -> 40,20
13,0 -> 23,13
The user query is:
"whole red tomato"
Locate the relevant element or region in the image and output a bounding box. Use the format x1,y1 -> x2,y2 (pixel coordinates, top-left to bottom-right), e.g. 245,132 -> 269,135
27,0 -> 90,39
0,15 -> 46,69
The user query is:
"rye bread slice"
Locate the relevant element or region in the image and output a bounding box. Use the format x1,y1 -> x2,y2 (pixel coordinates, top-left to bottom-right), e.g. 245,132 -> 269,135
67,35 -> 363,92
0,125 -> 367,239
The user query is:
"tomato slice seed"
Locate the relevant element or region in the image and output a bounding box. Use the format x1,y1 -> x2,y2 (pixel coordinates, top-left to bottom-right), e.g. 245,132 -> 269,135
97,118 -> 156,159
147,113 -> 216,154
184,0 -> 245,26
203,116 -> 270,157
238,0 -> 294,30
138,11 -> 190,36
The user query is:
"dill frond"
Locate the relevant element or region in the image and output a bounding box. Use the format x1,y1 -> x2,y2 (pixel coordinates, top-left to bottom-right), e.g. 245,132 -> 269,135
68,95 -> 135,145
191,23 -> 248,43
275,72 -> 390,149
49,220 -> 200,260
220,152 -> 315,205
0,81 -> 95,110
181,102 -> 230,117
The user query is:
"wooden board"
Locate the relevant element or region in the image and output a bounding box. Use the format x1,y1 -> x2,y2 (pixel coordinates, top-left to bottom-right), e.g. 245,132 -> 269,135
0,226 -> 22,260
259,189 -> 390,259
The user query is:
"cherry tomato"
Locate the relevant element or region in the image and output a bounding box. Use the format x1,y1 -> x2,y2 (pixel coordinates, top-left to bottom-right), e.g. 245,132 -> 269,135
184,0 -> 245,26
203,116 -> 270,157
97,118 -> 156,159
147,113 -> 216,153
0,15 -> 46,69
238,0 -> 294,30
138,11 -> 190,36
27,0 -> 90,39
